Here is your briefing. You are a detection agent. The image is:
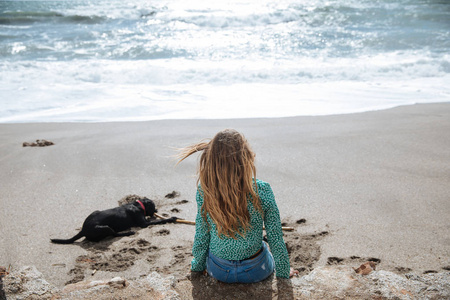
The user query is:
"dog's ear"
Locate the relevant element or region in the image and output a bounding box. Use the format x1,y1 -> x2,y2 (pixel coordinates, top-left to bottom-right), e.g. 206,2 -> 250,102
143,199 -> 157,217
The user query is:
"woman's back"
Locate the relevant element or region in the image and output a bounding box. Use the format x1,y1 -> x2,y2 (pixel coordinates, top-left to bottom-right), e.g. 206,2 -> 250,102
192,179 -> 290,278
178,129 -> 292,281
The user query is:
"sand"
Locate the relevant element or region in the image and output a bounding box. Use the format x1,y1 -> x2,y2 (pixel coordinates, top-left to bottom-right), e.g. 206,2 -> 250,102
0,103 -> 449,293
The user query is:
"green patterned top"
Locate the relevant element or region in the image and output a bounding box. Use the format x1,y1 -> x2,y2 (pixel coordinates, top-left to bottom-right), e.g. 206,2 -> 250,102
191,179 -> 290,278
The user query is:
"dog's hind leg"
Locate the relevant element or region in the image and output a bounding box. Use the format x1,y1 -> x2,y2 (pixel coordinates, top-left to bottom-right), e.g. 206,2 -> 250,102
87,225 -> 135,242
115,231 -> 135,237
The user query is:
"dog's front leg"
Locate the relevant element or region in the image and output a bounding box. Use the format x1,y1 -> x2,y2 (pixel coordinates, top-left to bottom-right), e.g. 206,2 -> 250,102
136,217 -> 177,228
148,217 -> 178,226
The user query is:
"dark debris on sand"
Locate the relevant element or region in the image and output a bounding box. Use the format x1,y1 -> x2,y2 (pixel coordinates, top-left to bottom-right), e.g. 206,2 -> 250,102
165,191 -> 180,199
23,139 -> 54,147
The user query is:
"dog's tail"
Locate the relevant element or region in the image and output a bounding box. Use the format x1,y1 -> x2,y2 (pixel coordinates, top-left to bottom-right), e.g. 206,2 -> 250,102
50,231 -> 84,244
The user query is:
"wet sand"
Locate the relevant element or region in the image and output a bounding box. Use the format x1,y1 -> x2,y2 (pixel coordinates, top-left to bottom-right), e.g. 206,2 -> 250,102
0,103 -> 449,290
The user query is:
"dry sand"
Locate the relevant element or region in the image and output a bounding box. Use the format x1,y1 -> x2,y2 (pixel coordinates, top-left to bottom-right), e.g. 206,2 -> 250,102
0,103 -> 449,293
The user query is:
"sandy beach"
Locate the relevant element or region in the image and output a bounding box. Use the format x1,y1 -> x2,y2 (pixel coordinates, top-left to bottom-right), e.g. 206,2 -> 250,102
1,103 -> 449,297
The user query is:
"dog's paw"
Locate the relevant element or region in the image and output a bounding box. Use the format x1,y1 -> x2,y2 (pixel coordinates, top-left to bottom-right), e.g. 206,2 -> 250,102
168,217 -> 178,223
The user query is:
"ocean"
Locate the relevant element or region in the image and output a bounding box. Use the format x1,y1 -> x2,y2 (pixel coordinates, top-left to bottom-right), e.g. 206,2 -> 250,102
0,0 -> 449,123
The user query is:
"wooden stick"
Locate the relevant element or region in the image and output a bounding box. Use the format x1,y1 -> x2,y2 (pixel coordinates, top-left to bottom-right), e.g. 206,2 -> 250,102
154,213 -> 294,231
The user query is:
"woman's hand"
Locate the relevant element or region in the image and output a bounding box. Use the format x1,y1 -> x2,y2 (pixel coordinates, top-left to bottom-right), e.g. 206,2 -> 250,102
289,267 -> 299,278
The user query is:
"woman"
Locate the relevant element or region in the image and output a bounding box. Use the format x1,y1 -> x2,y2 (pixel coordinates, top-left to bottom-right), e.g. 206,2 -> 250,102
178,129 -> 297,283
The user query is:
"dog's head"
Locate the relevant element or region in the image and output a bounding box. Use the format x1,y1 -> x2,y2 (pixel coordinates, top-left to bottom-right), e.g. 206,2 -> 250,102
140,198 -> 157,217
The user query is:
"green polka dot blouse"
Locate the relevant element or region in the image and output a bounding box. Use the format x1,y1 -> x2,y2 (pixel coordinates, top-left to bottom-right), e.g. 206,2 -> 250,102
191,179 -> 290,279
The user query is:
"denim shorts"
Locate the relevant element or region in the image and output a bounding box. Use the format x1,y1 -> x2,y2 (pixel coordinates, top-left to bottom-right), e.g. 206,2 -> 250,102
206,242 -> 274,283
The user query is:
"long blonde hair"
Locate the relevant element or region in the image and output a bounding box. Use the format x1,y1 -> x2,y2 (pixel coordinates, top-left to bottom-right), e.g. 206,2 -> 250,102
177,129 -> 262,238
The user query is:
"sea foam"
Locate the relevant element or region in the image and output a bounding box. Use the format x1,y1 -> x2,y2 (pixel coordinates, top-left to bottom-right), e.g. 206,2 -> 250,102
0,0 -> 449,122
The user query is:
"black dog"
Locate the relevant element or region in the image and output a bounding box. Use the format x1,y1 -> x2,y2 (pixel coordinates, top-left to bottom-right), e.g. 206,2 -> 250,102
51,198 -> 176,244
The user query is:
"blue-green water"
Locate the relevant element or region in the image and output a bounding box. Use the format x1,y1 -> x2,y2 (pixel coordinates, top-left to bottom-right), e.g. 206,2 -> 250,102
1,0 -> 449,122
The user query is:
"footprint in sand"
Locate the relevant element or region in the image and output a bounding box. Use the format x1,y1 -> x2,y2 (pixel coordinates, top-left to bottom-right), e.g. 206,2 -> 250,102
170,245 -> 192,273
67,238 -> 158,285
327,256 -> 381,266
156,229 -> 170,236
395,266 -> 413,274
284,229 -> 329,275
327,257 -> 344,264
282,218 -> 307,227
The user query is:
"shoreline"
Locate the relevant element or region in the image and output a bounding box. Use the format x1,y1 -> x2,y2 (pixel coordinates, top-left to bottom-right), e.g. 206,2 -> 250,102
1,102 -> 449,290
1,101 -> 448,125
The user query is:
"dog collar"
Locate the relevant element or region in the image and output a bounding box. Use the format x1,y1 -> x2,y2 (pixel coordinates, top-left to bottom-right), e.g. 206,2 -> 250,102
136,200 -> 146,215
